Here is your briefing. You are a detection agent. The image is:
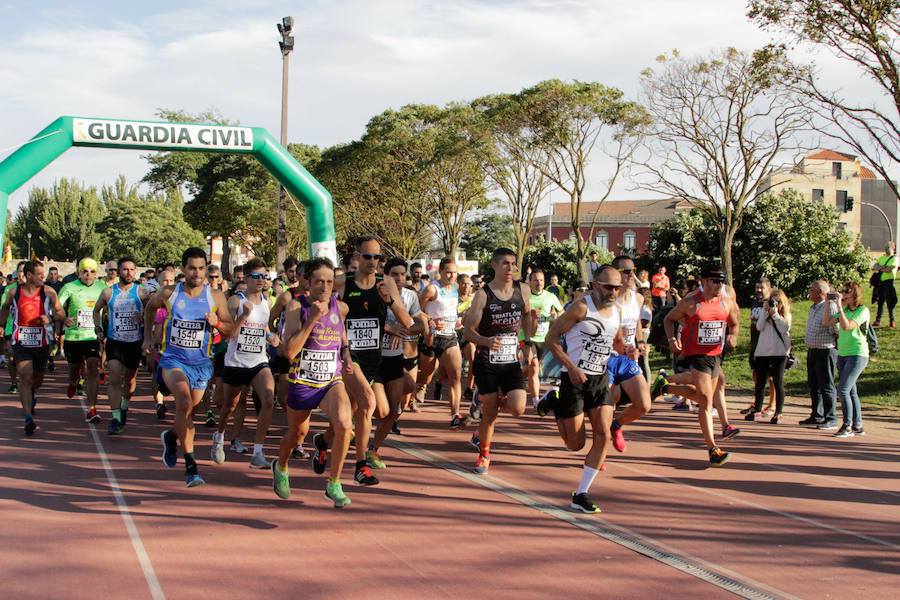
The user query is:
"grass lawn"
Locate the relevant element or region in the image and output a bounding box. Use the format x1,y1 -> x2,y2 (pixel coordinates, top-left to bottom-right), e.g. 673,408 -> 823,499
648,282 -> 900,410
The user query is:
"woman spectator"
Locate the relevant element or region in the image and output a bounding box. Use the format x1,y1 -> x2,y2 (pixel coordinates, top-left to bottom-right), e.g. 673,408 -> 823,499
636,269 -> 651,290
746,289 -> 792,424
822,281 -> 869,437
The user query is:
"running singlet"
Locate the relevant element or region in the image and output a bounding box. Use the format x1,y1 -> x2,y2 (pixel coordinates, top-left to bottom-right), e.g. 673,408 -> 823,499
225,293 -> 271,368
160,283 -> 216,362
424,281 -> 458,338
3,283 -> 18,336
58,279 -> 106,341
287,295 -> 343,387
475,284 -> 524,366
342,275 -> 387,361
615,289 -> 641,347
562,295 -> 619,376
106,283 -> 143,342
680,295 -> 729,357
11,287 -> 52,347
382,287 -> 421,358
523,289 -> 563,343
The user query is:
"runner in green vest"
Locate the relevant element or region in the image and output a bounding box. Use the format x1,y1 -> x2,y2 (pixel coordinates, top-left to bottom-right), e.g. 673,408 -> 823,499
522,269 -> 563,411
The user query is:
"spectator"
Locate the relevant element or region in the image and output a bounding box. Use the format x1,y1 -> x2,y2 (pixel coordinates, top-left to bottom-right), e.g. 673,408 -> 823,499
872,242 -> 897,327
802,280 -> 839,429
341,252 -> 358,274
546,274 -> 566,303
46,266 -> 64,293
746,288 -> 791,423
410,262 -> 426,291
586,251 -> 601,280
823,281 -> 869,437
565,280 -> 590,310
651,266 -> 670,311
207,264 -> 225,291
636,269 -> 651,290
742,277 -> 777,417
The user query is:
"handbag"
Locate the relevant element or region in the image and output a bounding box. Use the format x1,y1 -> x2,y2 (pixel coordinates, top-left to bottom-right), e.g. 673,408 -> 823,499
770,315 -> 798,370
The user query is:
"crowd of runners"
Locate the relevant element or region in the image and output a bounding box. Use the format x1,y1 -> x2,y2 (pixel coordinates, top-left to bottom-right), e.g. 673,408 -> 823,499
0,239 -> 770,513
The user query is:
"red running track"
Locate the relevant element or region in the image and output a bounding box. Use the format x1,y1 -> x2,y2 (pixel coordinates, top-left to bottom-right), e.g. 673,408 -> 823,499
1,368 -> 898,599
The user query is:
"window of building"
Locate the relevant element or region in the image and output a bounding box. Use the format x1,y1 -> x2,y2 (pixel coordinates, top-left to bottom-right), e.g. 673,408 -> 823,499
623,230 -> 636,249
832,162 -> 842,179
595,230 -> 608,250
812,189 -> 824,203
836,190 -> 847,211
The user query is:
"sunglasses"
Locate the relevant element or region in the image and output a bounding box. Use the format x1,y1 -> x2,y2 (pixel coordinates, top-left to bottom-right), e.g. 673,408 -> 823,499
707,277 -> 725,284
598,282 -> 622,290
82,270 -> 96,274
841,288 -> 852,293
107,268 -> 117,273
247,273 -> 270,280
617,268 -> 635,274
360,253 -> 382,261
576,287 -> 589,292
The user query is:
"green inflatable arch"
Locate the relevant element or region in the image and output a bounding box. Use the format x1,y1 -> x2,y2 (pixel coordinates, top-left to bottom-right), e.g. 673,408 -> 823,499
0,116 -> 336,263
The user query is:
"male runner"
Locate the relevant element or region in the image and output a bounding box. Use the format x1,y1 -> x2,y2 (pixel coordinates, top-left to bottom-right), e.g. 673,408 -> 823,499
143,247 -> 237,487
522,269 -> 562,410
58,258 -> 107,423
92,257 -> 151,435
367,258 -> 427,465
660,263 -> 739,467
418,257 -> 468,429
272,257 -> 353,507
212,257 -> 280,469
104,261 -> 118,286
544,265 -> 626,513
1,261 -> 26,391
333,236 -> 411,485
0,260 -> 65,435
462,247 -> 535,475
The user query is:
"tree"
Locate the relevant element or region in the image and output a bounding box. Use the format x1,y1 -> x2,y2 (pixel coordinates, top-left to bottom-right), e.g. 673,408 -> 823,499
633,47 -> 812,285
98,176 -> 205,265
472,92 -> 553,266
9,179 -> 106,261
523,237 -> 613,292
516,79 -> 648,276
749,1 -> 900,198
643,188 -> 870,299
461,211 -> 515,273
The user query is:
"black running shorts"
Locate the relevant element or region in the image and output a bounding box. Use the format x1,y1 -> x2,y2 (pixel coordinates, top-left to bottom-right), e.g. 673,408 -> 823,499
556,372 -> 612,420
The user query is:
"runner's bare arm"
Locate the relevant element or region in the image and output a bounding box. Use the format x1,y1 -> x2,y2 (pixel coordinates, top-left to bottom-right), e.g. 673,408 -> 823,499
339,300 -> 353,374
378,277 -> 413,327
279,301 -> 320,361
269,290 -> 292,330
142,286 -> 173,350
546,300 -> 588,378
45,287 -> 66,323
663,297 -> 695,353
0,292 -> 12,329
521,282 -> 537,340
726,298 -> 740,348
92,287 -> 112,338
462,289 -> 493,349
208,289 -> 238,338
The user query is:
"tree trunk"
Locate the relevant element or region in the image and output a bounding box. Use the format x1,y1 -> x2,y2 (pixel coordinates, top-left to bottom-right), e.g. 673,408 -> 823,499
719,226 -> 737,287
221,237 -> 232,275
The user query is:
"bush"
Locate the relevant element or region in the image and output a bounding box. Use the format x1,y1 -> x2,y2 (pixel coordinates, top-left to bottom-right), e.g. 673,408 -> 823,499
523,237 -> 613,290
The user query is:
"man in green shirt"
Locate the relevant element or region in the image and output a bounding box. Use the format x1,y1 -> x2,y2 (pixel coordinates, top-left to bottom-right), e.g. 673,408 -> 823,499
546,274 -> 566,304
58,258 -> 107,424
522,269 -> 563,410
873,242 -> 897,327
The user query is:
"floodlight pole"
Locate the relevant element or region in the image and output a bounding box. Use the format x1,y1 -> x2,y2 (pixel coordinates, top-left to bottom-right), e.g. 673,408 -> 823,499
276,16 -> 294,271
861,200 -> 894,245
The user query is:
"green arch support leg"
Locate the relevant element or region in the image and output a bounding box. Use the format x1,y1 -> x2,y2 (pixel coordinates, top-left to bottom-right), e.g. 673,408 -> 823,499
0,116 -> 336,262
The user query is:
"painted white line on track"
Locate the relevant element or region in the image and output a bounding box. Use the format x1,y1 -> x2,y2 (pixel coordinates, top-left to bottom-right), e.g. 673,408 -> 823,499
387,438 -> 797,600
80,399 -> 165,600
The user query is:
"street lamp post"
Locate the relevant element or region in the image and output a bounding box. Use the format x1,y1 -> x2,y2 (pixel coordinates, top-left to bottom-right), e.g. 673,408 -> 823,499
276,16 -> 294,271
26,232 -> 31,259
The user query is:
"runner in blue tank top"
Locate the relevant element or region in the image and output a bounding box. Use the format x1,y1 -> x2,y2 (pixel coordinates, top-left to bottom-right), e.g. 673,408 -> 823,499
93,257 -> 152,436
142,247 -> 239,488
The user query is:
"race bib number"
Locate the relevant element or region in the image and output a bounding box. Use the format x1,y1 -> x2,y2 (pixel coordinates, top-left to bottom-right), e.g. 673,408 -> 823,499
698,320 -> 726,345
77,309 -> 94,329
577,337 -> 612,375
236,325 -> 265,355
113,311 -> 140,341
170,318 -> 205,349
535,315 -> 550,338
489,334 -> 518,365
17,326 -> 42,348
622,325 -> 636,345
291,349 -> 337,384
438,316 -> 455,337
347,318 -> 379,350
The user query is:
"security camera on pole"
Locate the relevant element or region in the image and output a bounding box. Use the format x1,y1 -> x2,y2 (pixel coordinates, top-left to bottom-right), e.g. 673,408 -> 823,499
276,16 -> 294,272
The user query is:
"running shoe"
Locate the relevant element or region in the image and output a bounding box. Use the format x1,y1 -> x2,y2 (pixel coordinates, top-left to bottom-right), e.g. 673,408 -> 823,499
672,401 -> 690,411
185,472 -> 206,488
291,446 -> 310,460
536,387 -> 558,417
24,418 -> 36,436
108,418 -> 123,435
852,425 -> 866,436
365,449 -> 386,469
817,421 -> 839,430
8,382 -> 16,394
449,413 -> 468,431
761,408 -> 775,418
473,453 -> 490,475
798,417 -> 820,426
272,461 -> 291,499
325,480 -> 351,508
769,413 -> 783,424
156,403 -> 167,420
312,433 -> 328,474
468,388 -> 482,421
390,421 -> 401,436
873,320 -> 882,327
469,433 -> 480,450
570,492 -> 601,514
85,407 -> 101,424
211,439 -> 226,464
650,371 -> 669,400
462,386 -> 473,405
708,446 -> 730,467
354,465 -> 379,486
66,382 -> 76,398
744,411 -> 762,422
76,385 -> 85,398
230,439 -> 249,454
161,430 -> 178,467
834,425 -> 854,438
434,382 -> 443,401
204,409 -> 216,428
740,405 -> 754,415
610,425 -> 626,453
722,425 -> 741,439
249,453 -> 269,469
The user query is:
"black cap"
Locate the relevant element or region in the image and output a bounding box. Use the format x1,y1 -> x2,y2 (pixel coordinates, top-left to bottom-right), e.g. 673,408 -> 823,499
700,262 -> 725,279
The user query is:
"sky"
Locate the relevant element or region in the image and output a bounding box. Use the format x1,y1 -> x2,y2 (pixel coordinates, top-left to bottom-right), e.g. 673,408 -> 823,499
0,0 -> 866,216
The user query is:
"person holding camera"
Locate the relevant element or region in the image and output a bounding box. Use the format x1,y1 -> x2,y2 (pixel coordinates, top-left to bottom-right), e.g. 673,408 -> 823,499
822,282 -> 869,437
746,289 -> 791,423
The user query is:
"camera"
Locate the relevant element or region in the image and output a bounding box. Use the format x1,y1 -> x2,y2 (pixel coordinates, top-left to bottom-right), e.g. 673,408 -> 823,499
826,291 -> 839,301
767,298 -> 777,307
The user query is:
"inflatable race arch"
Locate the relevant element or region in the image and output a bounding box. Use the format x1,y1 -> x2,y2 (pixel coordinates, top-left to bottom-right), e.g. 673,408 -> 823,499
0,116 -> 337,262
